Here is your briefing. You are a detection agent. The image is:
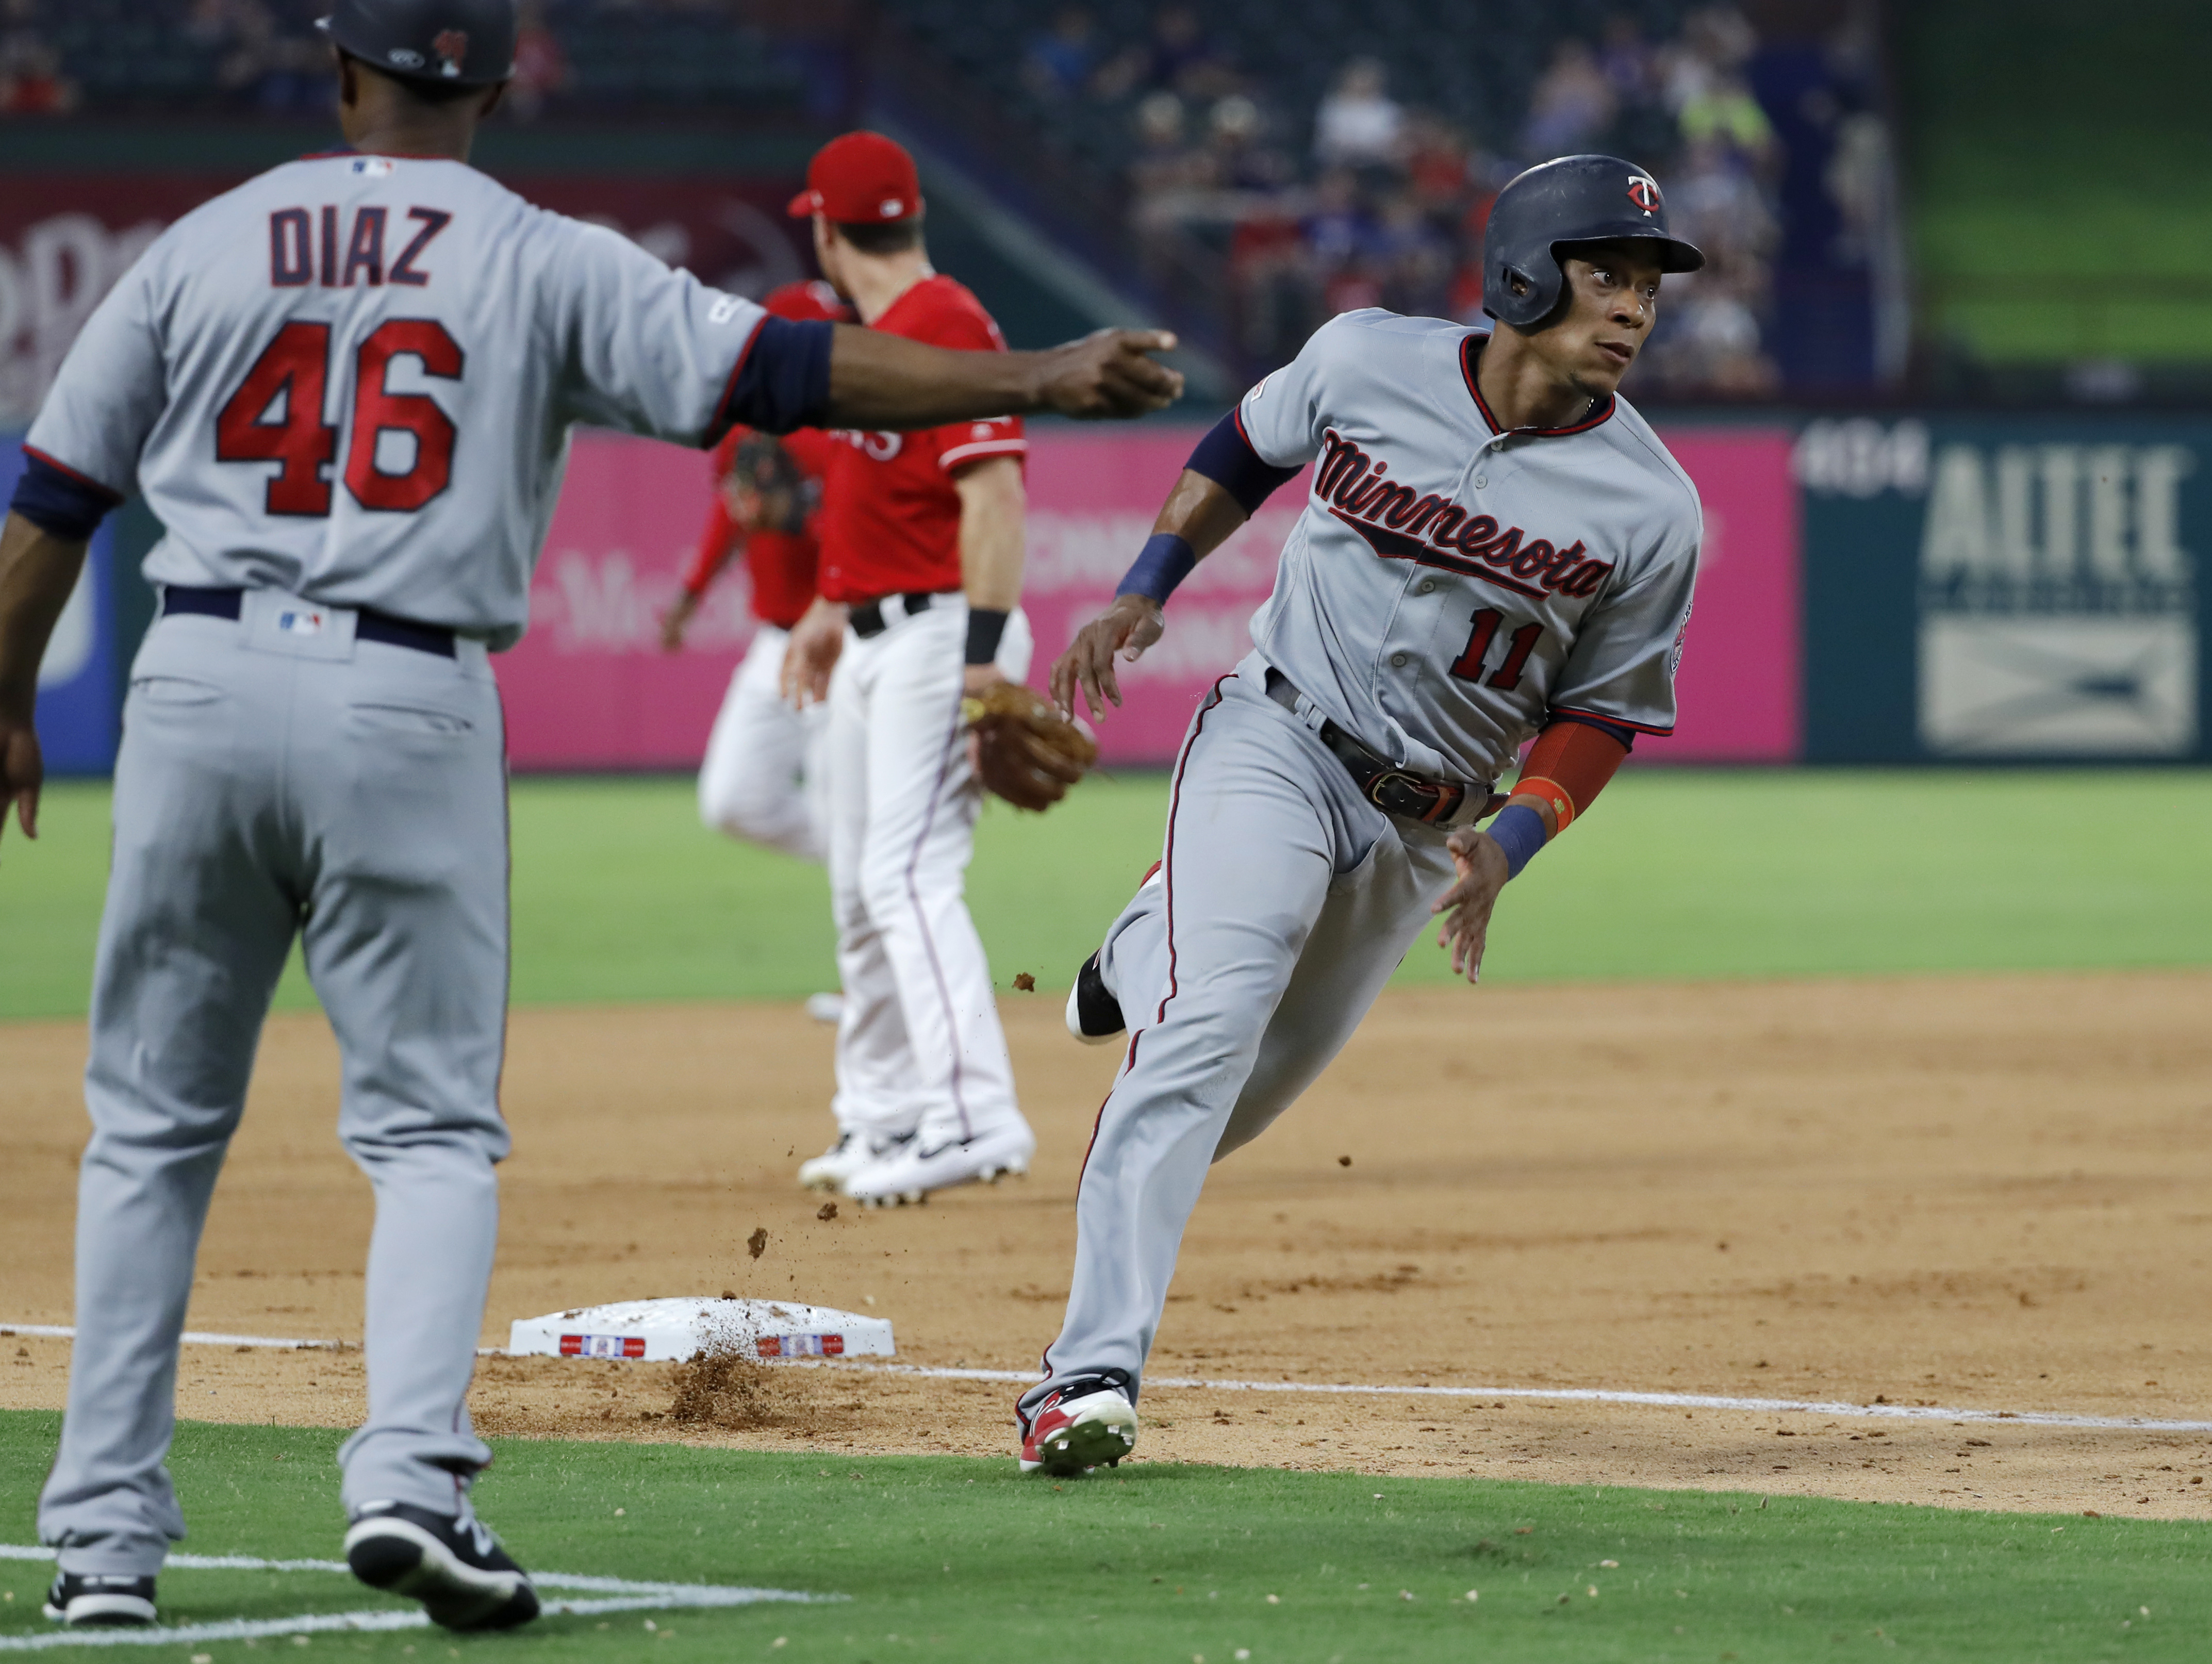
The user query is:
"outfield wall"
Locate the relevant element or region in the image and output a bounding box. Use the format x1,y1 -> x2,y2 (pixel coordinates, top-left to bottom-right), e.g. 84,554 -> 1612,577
20,415 -> 2210,774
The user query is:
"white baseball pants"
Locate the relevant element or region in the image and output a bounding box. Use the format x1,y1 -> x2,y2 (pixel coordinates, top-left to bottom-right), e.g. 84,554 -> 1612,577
696,623 -> 828,863
823,596 -> 1033,1149
1022,658 -> 1458,1415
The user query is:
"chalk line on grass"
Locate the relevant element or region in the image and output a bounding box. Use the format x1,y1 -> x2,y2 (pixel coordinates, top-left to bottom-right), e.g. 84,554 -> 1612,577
0,1545 -> 838,1651
10,1321 -> 2209,1435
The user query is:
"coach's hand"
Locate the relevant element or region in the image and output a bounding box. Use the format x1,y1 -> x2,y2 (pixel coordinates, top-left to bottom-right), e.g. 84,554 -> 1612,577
1036,330 -> 1185,420
780,596 -> 849,708
0,710 -> 41,846
0,512 -> 91,850
1433,827 -> 1510,985
1051,592 -> 1165,721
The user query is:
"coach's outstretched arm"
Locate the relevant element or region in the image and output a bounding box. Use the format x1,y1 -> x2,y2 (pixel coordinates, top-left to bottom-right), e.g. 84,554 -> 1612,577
822,324 -> 1185,426
0,509 -> 91,845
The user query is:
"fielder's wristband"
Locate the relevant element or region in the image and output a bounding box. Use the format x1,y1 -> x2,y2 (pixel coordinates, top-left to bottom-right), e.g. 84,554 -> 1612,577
1484,803 -> 1548,879
1115,533 -> 1197,606
965,606 -> 1010,666
1512,775 -> 1576,832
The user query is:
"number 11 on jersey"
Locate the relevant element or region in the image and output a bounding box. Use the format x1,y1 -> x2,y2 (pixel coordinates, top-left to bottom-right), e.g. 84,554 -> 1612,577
1449,606 -> 1543,690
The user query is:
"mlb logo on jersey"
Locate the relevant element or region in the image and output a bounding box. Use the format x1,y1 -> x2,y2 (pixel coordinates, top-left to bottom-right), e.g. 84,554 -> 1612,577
276,608 -> 327,636
350,157 -> 395,178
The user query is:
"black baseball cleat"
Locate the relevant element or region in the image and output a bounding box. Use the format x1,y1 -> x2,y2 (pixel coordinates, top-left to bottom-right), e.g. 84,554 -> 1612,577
43,1571 -> 157,1627
1065,951 -> 1125,1045
344,1502 -> 540,1632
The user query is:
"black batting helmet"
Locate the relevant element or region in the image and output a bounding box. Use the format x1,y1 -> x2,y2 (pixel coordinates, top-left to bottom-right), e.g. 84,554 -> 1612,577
318,0 -> 516,87
1482,154 -> 1705,331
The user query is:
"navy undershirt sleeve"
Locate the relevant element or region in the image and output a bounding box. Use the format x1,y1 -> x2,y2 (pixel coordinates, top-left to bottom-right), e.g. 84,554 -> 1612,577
10,451 -> 121,541
718,316 -> 834,437
1186,409 -> 1301,516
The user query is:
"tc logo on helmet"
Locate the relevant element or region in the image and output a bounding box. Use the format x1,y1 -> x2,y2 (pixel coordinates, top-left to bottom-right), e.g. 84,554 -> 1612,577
432,28 -> 469,77
1626,175 -> 1662,213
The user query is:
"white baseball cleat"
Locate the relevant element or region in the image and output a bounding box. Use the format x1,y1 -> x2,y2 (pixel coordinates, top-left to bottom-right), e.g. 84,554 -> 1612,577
804,991 -> 845,1025
1018,1371 -> 1139,1475
842,1123 -> 1036,1208
797,1130 -> 911,1192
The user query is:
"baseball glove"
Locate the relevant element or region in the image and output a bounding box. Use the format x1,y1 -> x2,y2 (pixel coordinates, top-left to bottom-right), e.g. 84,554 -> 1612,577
962,683 -> 1098,812
729,433 -> 812,533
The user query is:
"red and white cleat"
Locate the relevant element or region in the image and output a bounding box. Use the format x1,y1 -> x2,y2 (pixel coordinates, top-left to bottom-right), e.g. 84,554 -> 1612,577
1018,1372 -> 1138,1475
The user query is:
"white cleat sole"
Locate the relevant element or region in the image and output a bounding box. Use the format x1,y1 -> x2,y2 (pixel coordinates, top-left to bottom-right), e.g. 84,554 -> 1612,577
42,1595 -> 156,1627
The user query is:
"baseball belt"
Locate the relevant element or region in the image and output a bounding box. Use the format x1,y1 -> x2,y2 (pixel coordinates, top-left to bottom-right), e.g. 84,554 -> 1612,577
1262,666 -> 1480,829
162,585 -> 456,657
849,589 -> 958,639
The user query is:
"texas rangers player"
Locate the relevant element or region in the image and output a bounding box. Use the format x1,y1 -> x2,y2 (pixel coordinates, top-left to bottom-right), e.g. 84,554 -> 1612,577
1015,155 -> 1703,1475
0,2 -> 1180,1625
776,133 -> 1041,1207
662,279 -> 852,864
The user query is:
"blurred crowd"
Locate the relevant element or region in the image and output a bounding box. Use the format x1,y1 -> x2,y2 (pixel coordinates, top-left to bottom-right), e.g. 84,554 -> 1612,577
1026,3 -> 1875,397
0,0 -> 1894,398
0,0 -> 770,120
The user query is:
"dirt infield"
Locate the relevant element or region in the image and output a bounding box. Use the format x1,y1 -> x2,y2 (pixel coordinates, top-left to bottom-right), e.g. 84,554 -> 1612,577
7,971 -> 2212,1517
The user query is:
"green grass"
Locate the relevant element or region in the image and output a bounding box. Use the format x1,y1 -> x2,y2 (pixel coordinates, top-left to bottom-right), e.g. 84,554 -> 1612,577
5,770 -> 2210,1022
3,1411 -> 2207,1660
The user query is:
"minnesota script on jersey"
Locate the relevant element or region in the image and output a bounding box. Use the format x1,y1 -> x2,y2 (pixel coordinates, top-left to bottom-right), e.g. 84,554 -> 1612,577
27,152 -> 769,650
1237,308 -> 1703,786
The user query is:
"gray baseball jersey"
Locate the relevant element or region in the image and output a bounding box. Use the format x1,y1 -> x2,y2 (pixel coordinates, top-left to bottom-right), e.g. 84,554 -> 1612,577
1236,308 -> 1702,786
1022,311 -> 1705,1428
26,152 -> 767,649
30,151 -> 771,1577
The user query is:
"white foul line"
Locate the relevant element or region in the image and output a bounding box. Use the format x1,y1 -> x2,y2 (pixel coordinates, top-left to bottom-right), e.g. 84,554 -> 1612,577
1,1325 -> 334,1353
793,1360 -> 2212,1435
10,1322 -> 2209,1436
0,1545 -> 838,1651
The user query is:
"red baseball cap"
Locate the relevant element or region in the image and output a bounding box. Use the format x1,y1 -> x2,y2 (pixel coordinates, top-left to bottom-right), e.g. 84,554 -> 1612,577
787,131 -> 923,224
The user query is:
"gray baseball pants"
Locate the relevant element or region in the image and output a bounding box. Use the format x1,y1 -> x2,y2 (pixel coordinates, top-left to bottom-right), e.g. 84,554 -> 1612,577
39,592 -> 511,1575
1024,659 -> 1460,1416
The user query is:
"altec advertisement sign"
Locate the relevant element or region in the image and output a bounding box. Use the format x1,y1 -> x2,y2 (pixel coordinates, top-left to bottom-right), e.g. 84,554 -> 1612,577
502,423 -> 1802,770
1795,417 -> 2207,762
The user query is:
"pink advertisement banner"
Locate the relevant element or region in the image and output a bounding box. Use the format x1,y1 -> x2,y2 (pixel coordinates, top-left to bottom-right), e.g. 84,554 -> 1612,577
499,424 -> 1801,770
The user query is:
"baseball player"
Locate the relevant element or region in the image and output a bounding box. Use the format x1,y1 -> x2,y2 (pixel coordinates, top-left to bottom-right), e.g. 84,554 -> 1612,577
776,133 -> 1041,1208
1015,155 -> 1704,1475
661,279 -> 851,866
0,3 -> 1180,1627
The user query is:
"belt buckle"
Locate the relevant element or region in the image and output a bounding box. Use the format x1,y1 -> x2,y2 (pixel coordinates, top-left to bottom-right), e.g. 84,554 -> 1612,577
1364,768 -> 1423,811
1366,768 -> 1460,827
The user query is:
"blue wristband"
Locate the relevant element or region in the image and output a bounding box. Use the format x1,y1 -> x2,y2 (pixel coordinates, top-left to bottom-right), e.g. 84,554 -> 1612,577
1484,803 -> 1548,879
1115,533 -> 1198,606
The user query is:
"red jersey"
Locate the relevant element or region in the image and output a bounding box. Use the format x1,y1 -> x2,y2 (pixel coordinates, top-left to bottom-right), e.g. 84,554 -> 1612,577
815,275 -> 1025,604
679,279 -> 852,630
